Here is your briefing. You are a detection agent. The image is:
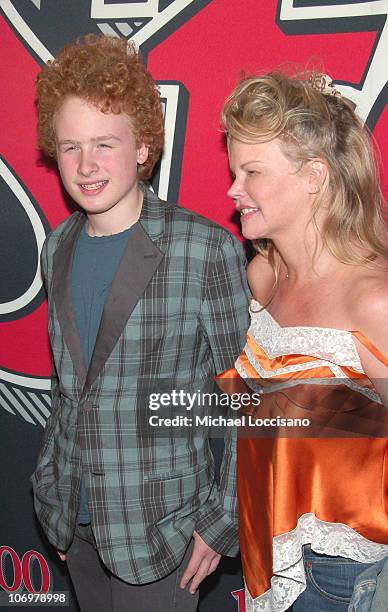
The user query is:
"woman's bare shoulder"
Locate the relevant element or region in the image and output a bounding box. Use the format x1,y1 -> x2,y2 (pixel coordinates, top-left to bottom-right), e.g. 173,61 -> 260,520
348,265 -> 388,325
346,266 -> 388,353
247,254 -> 275,301
348,266 -> 388,404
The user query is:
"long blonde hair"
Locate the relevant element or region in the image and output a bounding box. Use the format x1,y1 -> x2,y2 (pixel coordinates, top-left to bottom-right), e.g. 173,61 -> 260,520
222,71 -> 388,273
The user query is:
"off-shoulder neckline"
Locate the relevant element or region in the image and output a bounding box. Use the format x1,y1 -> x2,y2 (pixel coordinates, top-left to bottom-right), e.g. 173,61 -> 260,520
249,298 -> 352,335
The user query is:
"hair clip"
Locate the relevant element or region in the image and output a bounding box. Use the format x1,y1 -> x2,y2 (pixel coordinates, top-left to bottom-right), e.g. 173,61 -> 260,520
309,73 -> 342,98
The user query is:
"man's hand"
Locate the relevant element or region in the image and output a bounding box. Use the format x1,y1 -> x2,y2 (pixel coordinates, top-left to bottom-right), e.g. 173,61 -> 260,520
179,531 -> 221,594
57,551 -> 66,561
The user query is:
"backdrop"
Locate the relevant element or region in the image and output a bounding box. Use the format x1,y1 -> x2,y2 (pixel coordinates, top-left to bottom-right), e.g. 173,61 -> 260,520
0,1 -> 387,610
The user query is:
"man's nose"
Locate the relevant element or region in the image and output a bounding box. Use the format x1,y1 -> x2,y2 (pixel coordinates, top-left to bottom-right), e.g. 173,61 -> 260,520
77,150 -> 98,176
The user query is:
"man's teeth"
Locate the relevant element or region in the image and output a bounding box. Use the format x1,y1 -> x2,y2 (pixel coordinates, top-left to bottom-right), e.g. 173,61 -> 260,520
240,208 -> 258,215
81,181 -> 107,190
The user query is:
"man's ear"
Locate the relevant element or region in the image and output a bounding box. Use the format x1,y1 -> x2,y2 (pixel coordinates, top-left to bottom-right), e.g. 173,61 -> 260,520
307,159 -> 328,194
137,142 -> 149,165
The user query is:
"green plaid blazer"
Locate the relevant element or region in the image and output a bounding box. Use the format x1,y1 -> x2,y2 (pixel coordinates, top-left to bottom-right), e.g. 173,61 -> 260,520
32,185 -> 249,584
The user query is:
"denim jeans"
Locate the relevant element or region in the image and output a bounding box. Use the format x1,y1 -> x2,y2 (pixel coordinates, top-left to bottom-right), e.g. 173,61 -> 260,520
290,545 -> 375,612
349,555 -> 388,612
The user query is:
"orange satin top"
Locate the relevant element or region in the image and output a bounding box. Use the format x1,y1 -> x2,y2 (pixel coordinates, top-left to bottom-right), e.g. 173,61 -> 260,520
217,300 -> 388,611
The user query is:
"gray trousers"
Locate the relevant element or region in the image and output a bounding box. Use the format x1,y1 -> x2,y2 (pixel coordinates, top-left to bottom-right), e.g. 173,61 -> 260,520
66,524 -> 199,612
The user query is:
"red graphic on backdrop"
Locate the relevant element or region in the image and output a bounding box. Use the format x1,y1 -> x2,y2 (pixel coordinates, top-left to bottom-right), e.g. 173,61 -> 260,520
0,2 -> 387,611
232,588 -> 246,612
0,546 -> 51,593
1,0 -> 387,415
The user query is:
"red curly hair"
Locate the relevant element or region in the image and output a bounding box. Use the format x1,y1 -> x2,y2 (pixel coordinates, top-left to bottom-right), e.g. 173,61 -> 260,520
36,34 -> 164,181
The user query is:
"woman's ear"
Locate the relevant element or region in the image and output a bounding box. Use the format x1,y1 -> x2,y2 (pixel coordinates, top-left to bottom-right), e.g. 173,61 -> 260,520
307,159 -> 328,194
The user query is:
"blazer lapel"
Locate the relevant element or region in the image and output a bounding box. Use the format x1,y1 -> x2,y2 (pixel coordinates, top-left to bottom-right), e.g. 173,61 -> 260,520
84,188 -> 165,389
52,212 -> 88,386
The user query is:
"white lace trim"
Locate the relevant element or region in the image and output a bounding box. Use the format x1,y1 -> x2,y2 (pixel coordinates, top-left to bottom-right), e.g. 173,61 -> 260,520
244,513 -> 388,612
244,341 -> 341,378
235,350 -> 381,404
238,301 -> 382,401
248,300 -> 363,372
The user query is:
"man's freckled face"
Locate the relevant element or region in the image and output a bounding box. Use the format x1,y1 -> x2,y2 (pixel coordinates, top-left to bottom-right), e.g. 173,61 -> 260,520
54,96 -> 148,217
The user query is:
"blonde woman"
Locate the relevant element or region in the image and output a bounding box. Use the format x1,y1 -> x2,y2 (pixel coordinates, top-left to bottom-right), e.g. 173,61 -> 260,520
219,72 -> 388,611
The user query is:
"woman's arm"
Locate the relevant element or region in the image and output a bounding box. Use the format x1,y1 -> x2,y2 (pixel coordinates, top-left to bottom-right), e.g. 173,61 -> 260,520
351,285 -> 388,407
247,253 -> 276,301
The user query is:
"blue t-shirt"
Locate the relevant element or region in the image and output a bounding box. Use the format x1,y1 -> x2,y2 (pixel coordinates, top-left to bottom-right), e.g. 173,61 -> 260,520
72,221 -> 133,523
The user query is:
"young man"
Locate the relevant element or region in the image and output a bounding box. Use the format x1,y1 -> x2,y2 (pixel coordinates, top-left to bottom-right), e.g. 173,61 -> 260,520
32,35 -> 249,612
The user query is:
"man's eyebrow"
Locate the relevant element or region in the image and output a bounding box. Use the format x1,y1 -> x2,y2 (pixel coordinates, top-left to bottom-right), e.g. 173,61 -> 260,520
92,134 -> 121,143
57,134 -> 121,145
57,139 -> 79,146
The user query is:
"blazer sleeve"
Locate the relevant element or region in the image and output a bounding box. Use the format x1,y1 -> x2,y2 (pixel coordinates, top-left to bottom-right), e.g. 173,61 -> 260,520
39,233 -> 61,406
195,233 -> 250,555
30,234 -> 63,540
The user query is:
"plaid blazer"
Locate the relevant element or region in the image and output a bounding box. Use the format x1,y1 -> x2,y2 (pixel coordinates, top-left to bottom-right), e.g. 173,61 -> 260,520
32,185 -> 250,584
